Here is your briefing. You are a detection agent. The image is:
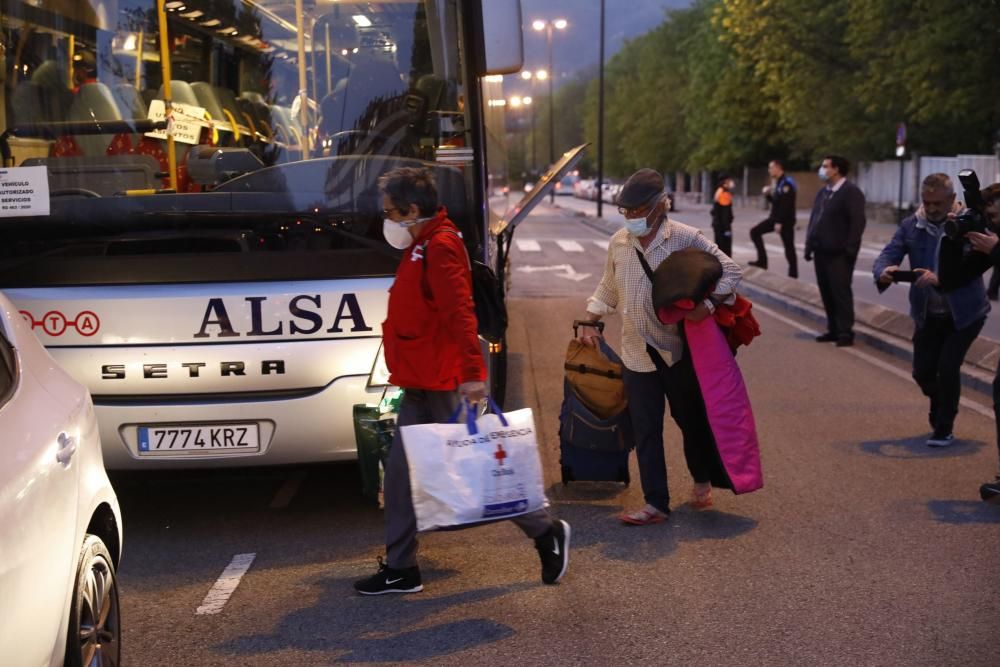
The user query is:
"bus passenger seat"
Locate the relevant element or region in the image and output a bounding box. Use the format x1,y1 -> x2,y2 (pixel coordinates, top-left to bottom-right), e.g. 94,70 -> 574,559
192,82 -> 231,142
156,80 -> 200,107
112,84 -> 148,120
67,82 -> 123,157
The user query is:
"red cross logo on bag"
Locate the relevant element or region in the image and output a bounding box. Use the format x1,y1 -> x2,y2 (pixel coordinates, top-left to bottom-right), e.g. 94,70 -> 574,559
494,444 -> 507,467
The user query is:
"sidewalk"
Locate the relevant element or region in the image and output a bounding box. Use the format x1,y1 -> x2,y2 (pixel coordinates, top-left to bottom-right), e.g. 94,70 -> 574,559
551,197 -> 1000,397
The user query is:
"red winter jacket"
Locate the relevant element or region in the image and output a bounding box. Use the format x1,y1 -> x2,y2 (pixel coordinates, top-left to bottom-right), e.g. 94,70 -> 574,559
381,208 -> 487,390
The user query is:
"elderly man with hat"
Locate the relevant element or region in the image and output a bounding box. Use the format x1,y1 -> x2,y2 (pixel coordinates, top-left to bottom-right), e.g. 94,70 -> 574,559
578,168 -> 743,525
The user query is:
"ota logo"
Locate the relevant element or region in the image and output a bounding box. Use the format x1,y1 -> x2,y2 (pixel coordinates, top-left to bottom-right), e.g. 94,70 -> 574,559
19,310 -> 101,337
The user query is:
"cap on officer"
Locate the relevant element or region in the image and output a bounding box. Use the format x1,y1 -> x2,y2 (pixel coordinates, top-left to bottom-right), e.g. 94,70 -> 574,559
616,168 -> 664,209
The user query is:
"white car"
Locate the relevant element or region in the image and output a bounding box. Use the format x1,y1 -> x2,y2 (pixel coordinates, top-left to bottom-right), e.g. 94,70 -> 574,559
0,292 -> 123,666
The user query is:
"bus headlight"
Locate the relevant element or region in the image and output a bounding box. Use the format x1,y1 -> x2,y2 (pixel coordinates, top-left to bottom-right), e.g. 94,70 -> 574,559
368,342 -> 392,388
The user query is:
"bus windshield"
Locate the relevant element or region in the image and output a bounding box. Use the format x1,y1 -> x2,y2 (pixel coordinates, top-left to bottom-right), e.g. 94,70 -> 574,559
0,0 -> 475,286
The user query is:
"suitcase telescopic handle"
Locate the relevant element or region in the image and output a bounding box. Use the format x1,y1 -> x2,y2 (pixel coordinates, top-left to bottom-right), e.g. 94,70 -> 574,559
573,319 -> 605,337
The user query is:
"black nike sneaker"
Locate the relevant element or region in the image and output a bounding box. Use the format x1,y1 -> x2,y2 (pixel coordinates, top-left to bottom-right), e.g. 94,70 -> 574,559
535,519 -> 571,585
980,478 -> 1000,505
354,557 -> 423,595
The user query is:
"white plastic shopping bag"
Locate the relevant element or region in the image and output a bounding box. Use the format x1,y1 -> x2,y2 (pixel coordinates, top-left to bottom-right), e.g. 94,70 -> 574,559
401,399 -> 548,531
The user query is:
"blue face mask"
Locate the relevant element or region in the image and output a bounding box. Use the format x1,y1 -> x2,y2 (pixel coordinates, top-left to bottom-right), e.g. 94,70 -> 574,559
623,197 -> 662,236
818,166 -> 830,181
623,218 -> 651,236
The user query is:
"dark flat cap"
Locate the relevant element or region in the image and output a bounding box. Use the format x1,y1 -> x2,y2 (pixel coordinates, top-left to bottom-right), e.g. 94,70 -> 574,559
616,168 -> 664,209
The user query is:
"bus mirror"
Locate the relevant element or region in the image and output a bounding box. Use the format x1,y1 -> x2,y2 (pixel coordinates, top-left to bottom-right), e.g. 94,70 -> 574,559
480,0 -> 523,75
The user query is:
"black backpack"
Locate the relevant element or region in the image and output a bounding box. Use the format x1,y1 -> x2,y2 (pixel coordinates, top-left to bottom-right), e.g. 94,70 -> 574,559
426,229 -> 508,344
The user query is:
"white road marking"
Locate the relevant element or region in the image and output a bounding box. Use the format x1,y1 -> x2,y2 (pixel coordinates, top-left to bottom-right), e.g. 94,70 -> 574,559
516,264 -> 592,282
268,472 -> 306,509
196,553 -> 256,615
752,302 -> 995,419
556,240 -> 585,252
594,240 -> 610,251
516,239 -> 541,252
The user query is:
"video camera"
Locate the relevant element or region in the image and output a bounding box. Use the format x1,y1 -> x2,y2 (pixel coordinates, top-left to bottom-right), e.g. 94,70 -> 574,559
943,169 -> 988,241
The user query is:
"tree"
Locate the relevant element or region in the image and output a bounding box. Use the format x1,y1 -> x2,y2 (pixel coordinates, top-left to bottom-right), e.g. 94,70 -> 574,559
680,0 -> 784,171
848,0 -> 1000,157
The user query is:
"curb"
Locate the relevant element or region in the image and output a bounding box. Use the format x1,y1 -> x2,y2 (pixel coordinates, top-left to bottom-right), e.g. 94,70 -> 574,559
560,205 -> 1000,399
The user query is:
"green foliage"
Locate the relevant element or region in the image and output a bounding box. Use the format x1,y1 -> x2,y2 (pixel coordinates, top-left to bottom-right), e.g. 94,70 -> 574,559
557,0 -> 1000,174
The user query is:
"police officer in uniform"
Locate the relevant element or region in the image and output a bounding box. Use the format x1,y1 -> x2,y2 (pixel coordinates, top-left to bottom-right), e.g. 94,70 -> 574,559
749,160 -> 798,278
711,174 -> 735,257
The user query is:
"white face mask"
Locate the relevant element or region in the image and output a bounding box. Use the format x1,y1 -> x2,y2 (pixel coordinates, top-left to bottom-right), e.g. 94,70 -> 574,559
383,219 -> 415,249
818,165 -> 830,182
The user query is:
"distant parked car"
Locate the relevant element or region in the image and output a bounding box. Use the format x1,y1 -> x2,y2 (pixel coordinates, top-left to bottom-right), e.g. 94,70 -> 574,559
573,178 -> 597,200
0,291 -> 123,666
554,173 -> 578,196
601,182 -> 621,203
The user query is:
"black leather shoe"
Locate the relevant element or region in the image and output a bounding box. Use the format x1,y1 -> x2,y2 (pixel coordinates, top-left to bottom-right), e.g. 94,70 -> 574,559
748,260 -> 767,269
835,337 -> 854,347
815,332 -> 837,342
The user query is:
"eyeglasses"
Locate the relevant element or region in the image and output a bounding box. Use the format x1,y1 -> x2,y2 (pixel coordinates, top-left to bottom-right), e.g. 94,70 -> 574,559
618,203 -> 652,217
382,206 -> 401,217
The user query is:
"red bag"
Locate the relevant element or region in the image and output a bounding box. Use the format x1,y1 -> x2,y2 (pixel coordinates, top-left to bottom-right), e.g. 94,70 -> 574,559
712,295 -> 761,351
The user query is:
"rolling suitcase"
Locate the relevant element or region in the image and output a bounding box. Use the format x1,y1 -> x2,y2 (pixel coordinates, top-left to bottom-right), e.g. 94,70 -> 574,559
559,321 -> 634,485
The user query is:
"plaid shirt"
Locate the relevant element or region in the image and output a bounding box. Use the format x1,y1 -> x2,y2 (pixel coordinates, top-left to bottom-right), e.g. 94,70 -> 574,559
586,218 -> 742,372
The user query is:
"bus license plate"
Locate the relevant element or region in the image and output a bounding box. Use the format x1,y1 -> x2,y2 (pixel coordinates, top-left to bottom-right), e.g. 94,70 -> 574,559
138,424 -> 260,455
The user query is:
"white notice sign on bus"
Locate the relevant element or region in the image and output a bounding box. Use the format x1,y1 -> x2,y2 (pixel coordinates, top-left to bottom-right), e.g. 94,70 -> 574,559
0,166 -> 50,218
145,100 -> 209,145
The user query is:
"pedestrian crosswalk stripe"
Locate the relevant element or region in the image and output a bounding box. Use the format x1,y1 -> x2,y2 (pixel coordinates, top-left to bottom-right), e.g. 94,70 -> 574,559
516,239 -> 541,252
556,240 -> 585,252
594,240 -> 610,251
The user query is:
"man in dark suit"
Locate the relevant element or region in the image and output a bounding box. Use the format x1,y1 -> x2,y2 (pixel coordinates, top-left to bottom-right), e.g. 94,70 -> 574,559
804,155 -> 867,347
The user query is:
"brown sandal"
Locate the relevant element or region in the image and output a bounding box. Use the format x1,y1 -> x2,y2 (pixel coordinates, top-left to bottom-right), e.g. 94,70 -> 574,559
689,486 -> 713,510
619,504 -> 669,526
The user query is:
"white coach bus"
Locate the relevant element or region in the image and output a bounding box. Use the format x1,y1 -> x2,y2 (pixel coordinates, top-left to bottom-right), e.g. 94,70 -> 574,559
0,0 -> 584,468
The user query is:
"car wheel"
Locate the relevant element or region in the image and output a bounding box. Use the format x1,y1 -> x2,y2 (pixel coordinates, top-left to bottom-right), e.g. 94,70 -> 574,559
65,534 -> 121,667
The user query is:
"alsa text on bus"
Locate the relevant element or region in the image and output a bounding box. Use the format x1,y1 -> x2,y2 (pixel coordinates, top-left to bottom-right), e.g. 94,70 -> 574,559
193,294 -> 373,338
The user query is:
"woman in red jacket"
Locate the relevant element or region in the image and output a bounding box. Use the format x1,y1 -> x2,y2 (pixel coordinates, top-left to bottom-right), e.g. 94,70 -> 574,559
354,166 -> 570,595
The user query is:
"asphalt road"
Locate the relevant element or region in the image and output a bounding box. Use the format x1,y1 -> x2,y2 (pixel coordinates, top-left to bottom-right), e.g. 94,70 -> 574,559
112,203 -> 1000,665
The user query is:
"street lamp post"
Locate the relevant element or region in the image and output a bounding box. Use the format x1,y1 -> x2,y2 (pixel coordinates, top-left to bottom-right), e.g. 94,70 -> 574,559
520,69 -> 546,177
533,18 -> 567,203
596,0 -> 606,219
509,95 -> 532,183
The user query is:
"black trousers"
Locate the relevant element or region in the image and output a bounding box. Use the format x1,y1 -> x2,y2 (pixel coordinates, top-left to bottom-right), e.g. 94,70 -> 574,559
992,359 -> 1000,473
814,251 -> 856,339
989,268 -> 1000,297
713,225 -> 733,257
749,217 -> 798,278
912,316 -> 984,435
621,344 -> 730,513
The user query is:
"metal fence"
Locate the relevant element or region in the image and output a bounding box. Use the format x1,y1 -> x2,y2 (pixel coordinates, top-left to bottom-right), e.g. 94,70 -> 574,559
858,154 -> 1000,206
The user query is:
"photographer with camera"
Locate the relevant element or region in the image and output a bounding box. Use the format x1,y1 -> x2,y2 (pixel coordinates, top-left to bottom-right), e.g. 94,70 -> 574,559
873,173 -> 989,448
934,174 -> 1000,503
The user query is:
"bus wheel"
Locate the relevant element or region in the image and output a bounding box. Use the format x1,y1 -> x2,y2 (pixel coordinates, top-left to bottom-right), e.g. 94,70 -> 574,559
490,335 -> 508,409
